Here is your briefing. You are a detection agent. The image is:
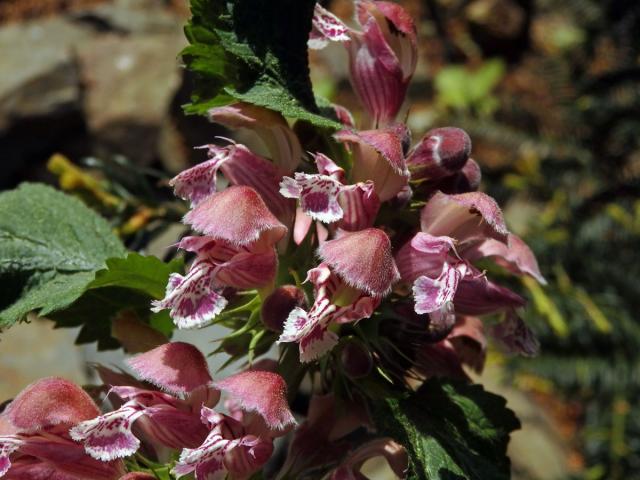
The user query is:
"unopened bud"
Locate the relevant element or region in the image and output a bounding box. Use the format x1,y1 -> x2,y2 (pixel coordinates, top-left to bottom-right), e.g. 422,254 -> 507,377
437,158 -> 482,194
407,127 -> 471,180
340,339 -> 373,379
261,285 -> 306,332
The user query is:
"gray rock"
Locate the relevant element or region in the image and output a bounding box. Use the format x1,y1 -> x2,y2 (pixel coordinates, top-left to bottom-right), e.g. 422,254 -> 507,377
77,32 -> 186,164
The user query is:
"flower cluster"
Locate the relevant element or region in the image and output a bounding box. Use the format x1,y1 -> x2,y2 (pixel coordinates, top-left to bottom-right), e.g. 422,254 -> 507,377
0,2 -> 544,479
151,0 -> 542,370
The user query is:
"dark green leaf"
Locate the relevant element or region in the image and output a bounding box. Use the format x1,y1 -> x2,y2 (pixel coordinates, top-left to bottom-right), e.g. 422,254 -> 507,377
0,183 -> 126,329
373,378 -> 520,480
182,0 -> 341,129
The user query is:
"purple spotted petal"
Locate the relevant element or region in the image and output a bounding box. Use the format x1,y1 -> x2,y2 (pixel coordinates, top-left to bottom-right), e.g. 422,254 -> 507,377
299,324 -> 340,363
169,155 -> 222,207
0,437 -> 22,477
151,262 -> 228,329
126,342 -> 212,396
412,263 -> 461,315
70,404 -> 146,461
279,173 -> 344,223
309,3 -> 351,50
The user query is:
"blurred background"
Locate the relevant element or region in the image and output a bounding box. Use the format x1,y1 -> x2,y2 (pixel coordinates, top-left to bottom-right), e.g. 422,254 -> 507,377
0,0 -> 639,478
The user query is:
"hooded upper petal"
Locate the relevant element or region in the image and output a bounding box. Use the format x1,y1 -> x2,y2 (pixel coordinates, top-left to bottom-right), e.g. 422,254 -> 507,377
126,342 -> 213,396
208,103 -> 302,173
420,191 -> 509,246
5,378 -> 99,433
318,229 -> 400,297
184,186 -> 287,248
335,125 -> 409,202
465,233 -> 546,284
213,371 -> 295,432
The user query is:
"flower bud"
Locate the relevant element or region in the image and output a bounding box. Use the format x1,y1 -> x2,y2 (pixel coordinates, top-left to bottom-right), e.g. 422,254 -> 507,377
340,339 -> 373,379
407,127 -> 472,180
261,285 -> 306,332
437,158 -> 482,194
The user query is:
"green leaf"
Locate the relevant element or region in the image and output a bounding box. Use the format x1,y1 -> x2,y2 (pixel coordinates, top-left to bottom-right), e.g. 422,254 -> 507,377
89,253 -> 183,299
373,378 -> 520,480
0,183 -> 126,329
182,0 -> 341,130
51,253 -> 184,349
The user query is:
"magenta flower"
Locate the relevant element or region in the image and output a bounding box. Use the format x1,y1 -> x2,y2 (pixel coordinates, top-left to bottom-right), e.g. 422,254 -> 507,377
311,1 -> 417,127
173,371 -> 295,480
279,152 -> 380,239
0,377 -> 125,479
406,127 -> 472,181
152,186 -> 287,328
334,123 -> 411,202
278,229 -> 400,362
70,343 -> 220,461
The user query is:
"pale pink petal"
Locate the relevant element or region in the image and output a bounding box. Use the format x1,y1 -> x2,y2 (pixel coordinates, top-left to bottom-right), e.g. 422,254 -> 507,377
278,306 -> 317,344
413,262 -> 461,315
215,250 -> 278,290
395,233 -> 456,283
335,126 -> 409,202
309,3 -> 351,49
407,127 -> 472,180
208,104 -> 302,172
169,154 -> 222,207
126,342 -> 212,396
184,186 -> 287,248
70,405 -> 145,461
420,191 -> 509,246
0,437 -> 22,477
332,295 -> 380,324
280,173 -> 344,223
151,262 -> 228,329
357,0 -> 417,79
293,206 -> 313,245
465,234 -> 546,284
448,316 -> 487,373
208,144 -> 295,223
299,324 -> 340,363
5,378 -> 99,432
338,182 -> 380,231
319,229 -> 400,297
137,405 -> 209,449
214,371 -> 295,431
222,435 -> 274,477
491,310 -> 540,357
333,104 -> 356,128
454,273 -> 526,316
314,152 -> 346,181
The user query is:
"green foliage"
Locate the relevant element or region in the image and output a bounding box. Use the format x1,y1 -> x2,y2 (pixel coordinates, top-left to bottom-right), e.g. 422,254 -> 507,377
0,183 -> 126,328
182,0 -> 341,129
373,379 -> 520,480
50,253 -> 183,349
434,59 -> 505,116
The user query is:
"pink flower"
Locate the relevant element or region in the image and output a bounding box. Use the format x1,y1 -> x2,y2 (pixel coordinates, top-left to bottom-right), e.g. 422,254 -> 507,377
406,127 -> 472,181
70,343 -> 220,461
0,377 -> 125,479
311,1 -> 417,127
334,124 -> 411,202
152,186 -> 287,328
278,229 -> 399,362
396,191 -> 543,356
170,142 -> 295,228
173,371 -> 295,480
279,152 -> 380,241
